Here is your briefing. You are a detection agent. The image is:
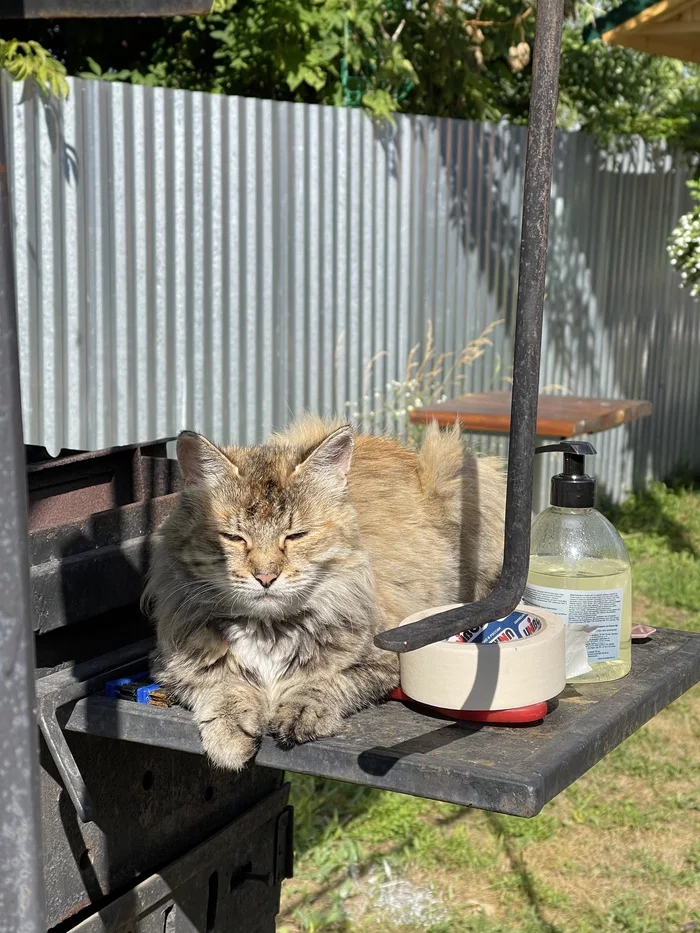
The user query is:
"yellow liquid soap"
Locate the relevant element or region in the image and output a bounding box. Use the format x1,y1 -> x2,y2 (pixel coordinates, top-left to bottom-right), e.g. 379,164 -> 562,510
526,556 -> 632,683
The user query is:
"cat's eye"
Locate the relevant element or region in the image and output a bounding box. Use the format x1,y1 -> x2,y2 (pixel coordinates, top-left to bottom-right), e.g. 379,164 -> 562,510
285,531 -> 308,542
220,532 -> 246,544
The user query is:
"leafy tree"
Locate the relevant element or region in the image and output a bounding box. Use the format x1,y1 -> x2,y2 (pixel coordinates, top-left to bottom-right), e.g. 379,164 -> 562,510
557,28 -> 700,157
0,37 -> 68,98
4,0 -> 700,294
6,1 -> 700,150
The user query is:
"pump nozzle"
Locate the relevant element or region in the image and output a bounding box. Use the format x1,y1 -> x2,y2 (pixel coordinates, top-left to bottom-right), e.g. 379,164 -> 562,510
535,441 -> 597,508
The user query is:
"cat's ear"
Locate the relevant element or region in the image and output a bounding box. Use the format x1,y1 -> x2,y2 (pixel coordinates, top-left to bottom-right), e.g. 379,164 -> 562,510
295,424 -> 354,490
176,431 -> 239,486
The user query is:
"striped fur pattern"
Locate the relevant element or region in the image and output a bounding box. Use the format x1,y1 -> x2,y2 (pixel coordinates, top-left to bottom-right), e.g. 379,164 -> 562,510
144,416 -> 505,769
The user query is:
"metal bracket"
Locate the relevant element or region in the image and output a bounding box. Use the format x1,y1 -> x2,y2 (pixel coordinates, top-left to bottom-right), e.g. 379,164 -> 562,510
226,804 -> 294,891
274,806 -> 294,884
35,639 -> 154,823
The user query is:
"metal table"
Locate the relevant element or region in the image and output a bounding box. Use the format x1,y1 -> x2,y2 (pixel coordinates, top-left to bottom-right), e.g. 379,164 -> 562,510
62,628 -> 700,818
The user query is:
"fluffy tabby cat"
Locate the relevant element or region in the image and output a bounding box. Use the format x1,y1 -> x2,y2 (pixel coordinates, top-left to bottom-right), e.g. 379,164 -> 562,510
144,417 -> 505,770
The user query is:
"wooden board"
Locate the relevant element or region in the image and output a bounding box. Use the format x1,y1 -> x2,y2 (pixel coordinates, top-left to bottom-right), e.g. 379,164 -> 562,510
602,0 -> 700,64
409,391 -> 653,438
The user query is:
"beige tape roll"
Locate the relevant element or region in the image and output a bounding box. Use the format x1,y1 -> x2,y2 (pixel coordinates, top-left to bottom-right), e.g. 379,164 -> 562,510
398,604 -> 566,711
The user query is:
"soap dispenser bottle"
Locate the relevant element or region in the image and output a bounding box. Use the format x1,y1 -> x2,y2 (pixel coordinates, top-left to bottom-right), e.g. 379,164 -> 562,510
524,442 -> 632,683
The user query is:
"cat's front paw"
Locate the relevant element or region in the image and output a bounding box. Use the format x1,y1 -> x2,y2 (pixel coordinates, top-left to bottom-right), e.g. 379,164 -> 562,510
198,714 -> 261,771
268,697 -> 344,750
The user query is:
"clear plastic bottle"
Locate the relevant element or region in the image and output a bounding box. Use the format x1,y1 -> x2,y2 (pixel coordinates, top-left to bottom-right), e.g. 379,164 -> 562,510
524,442 -> 632,684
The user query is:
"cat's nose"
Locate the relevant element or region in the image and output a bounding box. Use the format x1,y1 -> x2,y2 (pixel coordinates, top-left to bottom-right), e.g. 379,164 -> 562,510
254,572 -> 278,589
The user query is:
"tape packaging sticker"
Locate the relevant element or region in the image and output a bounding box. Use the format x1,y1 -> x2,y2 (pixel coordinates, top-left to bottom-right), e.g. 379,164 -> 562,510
398,604 -> 566,711
445,610 -> 542,644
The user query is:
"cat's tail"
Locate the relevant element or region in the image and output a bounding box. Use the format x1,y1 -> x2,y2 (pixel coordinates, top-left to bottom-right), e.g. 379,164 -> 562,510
417,421 -> 506,518
416,421 -> 465,502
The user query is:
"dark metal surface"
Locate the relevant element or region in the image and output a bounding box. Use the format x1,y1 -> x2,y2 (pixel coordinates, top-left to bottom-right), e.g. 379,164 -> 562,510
55,789 -> 292,933
2,0 -> 213,17
34,605 -> 153,678
375,0 -> 567,654
27,440 -> 179,531
66,630 -> 700,817
0,73 -> 46,933
27,441 -> 181,634
26,444 -> 87,464
36,639 -> 155,822
35,646 -> 287,928
30,492 -> 179,633
39,743 -> 286,930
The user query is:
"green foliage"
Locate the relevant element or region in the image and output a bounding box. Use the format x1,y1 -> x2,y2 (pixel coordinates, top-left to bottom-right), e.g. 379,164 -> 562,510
11,0 -> 700,154
102,0 -> 535,123
557,24 -> 700,152
393,0 -> 536,124
604,478 -> 700,627
668,180 -> 700,299
0,38 -> 68,99
71,0 -> 416,119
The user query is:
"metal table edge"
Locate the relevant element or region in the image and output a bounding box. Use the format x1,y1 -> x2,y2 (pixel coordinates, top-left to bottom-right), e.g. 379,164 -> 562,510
65,696 -> 545,817
531,628 -> 700,801
62,628 -> 700,819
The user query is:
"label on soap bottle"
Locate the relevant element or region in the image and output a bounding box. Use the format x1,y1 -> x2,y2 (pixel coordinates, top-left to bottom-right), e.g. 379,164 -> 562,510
523,583 -> 623,662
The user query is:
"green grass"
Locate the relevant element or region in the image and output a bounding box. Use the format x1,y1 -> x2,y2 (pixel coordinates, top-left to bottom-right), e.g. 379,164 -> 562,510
280,480 -> 700,933
606,479 -> 700,631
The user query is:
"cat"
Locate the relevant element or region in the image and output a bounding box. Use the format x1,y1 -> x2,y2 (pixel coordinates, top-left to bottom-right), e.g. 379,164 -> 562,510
144,416 -> 506,770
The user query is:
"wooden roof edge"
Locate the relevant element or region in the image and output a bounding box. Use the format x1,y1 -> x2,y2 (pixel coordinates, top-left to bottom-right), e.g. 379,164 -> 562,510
583,0 -> 697,43
602,0 -> 699,40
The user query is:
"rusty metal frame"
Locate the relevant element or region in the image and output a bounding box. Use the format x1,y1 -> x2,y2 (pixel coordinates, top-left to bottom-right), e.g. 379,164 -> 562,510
35,639 -> 154,823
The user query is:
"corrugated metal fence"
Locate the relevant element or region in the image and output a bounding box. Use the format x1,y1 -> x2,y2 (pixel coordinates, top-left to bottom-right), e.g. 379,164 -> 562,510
3,73 -> 699,502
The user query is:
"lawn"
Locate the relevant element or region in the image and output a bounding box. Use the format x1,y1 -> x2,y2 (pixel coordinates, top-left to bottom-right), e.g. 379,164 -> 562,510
279,480 -> 700,933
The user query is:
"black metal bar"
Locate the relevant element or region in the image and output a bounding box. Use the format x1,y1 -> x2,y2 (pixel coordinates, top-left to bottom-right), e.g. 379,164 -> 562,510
375,0 -> 566,653
3,0 -> 212,16
0,83 -> 46,933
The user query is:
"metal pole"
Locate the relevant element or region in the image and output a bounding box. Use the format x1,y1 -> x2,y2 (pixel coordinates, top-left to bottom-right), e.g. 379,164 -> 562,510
0,84 -> 46,932
376,0 -> 566,653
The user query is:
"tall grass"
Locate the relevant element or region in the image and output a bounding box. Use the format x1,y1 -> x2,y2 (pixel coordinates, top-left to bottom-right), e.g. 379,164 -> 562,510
347,319 -> 504,443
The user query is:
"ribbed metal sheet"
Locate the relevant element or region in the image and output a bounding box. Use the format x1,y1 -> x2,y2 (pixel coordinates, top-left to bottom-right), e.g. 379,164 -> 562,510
3,74 -> 698,501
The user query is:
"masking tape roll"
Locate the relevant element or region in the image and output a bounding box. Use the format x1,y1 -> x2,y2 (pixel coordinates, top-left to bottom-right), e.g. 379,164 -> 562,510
398,604 -> 565,711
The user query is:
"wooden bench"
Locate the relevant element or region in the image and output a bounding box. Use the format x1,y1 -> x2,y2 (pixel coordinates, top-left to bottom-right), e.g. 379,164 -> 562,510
410,392 -> 653,512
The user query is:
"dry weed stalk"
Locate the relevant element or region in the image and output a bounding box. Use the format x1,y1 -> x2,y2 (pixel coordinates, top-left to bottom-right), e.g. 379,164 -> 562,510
348,319 -> 504,442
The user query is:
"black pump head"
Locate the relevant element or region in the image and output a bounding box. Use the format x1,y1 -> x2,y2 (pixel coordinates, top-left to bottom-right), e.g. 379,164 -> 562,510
535,441 -> 597,508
